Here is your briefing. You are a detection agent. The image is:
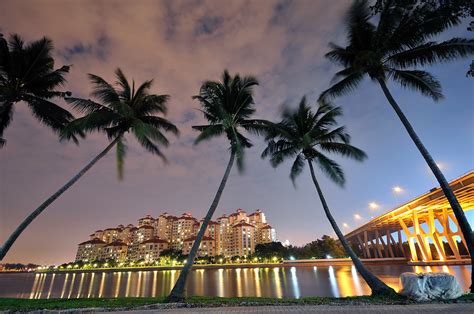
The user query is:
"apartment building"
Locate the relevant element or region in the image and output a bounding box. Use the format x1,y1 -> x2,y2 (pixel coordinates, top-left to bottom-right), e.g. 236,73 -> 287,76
75,208 -> 276,262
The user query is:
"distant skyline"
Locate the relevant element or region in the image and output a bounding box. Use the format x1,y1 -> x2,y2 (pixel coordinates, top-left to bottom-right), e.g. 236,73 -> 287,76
0,0 -> 473,264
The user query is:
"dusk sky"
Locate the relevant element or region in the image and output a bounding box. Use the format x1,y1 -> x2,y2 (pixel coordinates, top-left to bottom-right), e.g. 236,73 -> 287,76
0,0 -> 473,265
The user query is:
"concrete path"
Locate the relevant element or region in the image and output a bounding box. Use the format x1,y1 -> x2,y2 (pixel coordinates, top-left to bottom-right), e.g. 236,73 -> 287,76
109,303 -> 474,313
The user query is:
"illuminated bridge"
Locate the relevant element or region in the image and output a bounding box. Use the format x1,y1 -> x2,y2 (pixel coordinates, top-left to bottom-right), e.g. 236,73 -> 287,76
345,171 -> 474,264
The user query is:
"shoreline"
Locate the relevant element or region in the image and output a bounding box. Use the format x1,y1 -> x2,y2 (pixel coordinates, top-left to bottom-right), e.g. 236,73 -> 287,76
1,257 -> 470,274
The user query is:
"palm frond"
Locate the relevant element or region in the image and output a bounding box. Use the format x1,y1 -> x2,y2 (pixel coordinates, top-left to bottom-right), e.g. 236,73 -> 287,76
319,71 -> 364,101
319,142 -> 367,161
388,69 -> 443,101
23,96 -> 75,133
290,154 -> 305,186
65,97 -> 110,114
192,124 -> 225,144
314,151 -> 345,186
88,73 -> 120,106
387,38 -> 474,68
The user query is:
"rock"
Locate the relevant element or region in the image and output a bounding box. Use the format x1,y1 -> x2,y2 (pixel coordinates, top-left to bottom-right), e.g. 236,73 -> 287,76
400,272 -> 464,301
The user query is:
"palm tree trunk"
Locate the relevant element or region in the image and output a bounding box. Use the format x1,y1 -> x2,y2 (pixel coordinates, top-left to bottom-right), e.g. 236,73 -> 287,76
307,160 -> 397,296
166,151 -> 236,303
378,79 -> 474,292
0,137 -> 120,260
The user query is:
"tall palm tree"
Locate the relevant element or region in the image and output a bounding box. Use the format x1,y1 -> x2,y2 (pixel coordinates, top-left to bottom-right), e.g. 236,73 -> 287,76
262,97 -> 397,296
0,33 -> 75,146
320,0 -> 474,291
167,70 -> 269,302
0,68 -> 179,260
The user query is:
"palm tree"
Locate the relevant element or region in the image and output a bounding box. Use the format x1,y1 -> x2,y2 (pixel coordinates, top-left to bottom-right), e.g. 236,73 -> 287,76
262,97 -> 397,296
0,68 -> 179,260
0,33 -> 75,146
167,70 -> 269,302
320,0 -> 474,291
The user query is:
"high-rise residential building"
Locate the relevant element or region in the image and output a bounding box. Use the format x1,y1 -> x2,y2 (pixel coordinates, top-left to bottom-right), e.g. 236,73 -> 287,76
75,208 -> 277,262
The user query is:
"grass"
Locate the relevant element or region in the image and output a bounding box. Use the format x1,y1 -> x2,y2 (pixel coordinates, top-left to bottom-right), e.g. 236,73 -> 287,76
0,294 -> 473,311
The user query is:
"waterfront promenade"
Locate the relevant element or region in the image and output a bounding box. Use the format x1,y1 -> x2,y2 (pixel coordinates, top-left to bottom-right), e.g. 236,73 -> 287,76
105,303 -> 474,313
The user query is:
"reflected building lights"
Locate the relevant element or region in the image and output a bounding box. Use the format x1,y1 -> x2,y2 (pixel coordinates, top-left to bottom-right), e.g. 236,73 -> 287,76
98,273 -> 106,298
290,267 -> 300,299
273,267 -> 283,298
125,272 -> 131,297
29,274 -> 39,299
87,273 -> 95,298
236,268 -> 242,297
77,273 -> 85,298
217,269 -> 225,297
47,273 -> 56,299
67,273 -> 76,299
351,265 -> 363,296
253,268 -> 261,297
115,272 -> 122,298
328,266 -> 340,298
60,273 -> 69,299
136,271 -> 143,297
152,271 -> 157,297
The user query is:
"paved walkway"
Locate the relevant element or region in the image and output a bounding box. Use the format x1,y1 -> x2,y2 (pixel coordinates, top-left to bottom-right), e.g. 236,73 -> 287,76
108,303 -> 474,313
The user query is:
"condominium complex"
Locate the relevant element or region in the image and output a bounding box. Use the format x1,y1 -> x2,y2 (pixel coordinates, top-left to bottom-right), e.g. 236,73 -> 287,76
75,209 -> 277,262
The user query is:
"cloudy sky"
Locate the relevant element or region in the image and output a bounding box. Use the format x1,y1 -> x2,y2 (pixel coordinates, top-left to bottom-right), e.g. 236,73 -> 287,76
1,0 -> 473,264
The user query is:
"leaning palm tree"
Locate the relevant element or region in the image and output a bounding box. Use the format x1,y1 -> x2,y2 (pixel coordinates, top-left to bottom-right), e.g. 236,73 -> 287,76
320,0 -> 474,291
0,68 -> 179,260
167,70 -> 269,302
0,33 -> 75,146
262,97 -> 397,296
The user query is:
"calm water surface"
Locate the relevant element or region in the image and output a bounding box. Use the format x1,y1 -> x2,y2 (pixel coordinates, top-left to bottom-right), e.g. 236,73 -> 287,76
0,265 -> 471,299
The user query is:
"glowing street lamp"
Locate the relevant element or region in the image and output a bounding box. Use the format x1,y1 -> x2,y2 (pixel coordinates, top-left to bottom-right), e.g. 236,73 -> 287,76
368,202 -> 379,210
342,223 -> 349,228
354,214 -> 362,220
393,186 -> 403,194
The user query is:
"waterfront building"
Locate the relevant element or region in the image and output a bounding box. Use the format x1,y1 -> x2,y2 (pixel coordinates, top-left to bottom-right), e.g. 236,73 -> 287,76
75,238 -> 106,262
75,208 -> 277,262
100,240 -> 128,261
182,235 -> 216,257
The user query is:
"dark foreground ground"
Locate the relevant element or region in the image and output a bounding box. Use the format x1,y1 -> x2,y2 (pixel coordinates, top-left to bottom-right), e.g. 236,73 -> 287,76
0,295 -> 473,312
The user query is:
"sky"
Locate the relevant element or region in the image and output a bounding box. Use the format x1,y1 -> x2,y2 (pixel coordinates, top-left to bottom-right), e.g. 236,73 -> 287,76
0,0 -> 473,265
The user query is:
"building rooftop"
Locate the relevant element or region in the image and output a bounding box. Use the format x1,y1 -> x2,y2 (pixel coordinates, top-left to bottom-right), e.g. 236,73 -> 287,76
78,238 -> 106,245
183,235 -> 215,242
141,237 -> 169,244
105,240 -> 127,247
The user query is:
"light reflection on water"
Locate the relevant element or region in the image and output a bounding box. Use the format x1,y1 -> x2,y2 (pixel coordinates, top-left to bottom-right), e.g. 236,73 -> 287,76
0,265 -> 470,299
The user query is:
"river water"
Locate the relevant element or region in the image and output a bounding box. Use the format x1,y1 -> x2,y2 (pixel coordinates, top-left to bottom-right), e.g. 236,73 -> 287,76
0,265 -> 471,299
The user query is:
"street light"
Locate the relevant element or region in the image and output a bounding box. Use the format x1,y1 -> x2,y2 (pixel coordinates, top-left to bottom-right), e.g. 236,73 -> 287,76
354,214 -> 362,220
369,202 -> 379,210
342,223 -> 349,228
393,186 -> 403,194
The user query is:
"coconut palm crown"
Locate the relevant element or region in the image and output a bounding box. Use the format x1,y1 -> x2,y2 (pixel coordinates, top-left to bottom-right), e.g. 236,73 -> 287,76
191,70 -> 269,171
0,34 -> 74,147
63,68 -> 179,178
319,0 -> 474,102
262,97 -> 366,185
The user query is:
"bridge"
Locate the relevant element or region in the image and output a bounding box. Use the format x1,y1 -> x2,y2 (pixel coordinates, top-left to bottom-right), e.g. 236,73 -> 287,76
344,171 -> 474,265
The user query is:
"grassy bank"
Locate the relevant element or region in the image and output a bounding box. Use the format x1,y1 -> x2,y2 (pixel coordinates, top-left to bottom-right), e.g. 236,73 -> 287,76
1,294 -> 473,311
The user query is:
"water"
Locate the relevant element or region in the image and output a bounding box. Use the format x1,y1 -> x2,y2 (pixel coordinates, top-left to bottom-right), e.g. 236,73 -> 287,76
0,265 -> 471,299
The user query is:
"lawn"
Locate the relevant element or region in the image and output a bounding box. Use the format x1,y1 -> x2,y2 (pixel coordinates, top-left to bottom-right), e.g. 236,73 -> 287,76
1,294 -> 473,311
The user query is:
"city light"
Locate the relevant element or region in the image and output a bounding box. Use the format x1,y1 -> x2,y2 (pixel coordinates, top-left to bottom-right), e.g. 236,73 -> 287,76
354,214 -> 362,220
342,223 -> 349,228
368,202 -> 379,210
393,186 -> 403,194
